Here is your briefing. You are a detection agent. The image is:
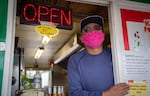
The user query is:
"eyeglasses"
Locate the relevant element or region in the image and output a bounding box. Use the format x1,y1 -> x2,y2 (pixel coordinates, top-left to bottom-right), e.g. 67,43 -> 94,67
82,24 -> 102,33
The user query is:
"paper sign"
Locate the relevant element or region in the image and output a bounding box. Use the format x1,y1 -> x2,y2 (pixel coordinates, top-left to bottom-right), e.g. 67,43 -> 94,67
129,83 -> 148,96
0,42 -> 5,51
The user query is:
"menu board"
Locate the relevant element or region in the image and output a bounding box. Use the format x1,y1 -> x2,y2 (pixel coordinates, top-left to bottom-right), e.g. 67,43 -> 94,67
120,8 -> 150,96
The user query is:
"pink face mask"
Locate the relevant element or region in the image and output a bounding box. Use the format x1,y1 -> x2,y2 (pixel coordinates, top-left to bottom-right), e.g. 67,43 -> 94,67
80,30 -> 105,48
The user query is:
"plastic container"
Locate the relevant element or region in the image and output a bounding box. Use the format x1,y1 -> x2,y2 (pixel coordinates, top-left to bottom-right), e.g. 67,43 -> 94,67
60,86 -> 65,96
33,71 -> 42,88
53,86 -> 57,96
48,86 -> 52,96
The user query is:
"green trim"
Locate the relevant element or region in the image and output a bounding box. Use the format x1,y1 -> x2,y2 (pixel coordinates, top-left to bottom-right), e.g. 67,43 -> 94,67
0,52 -> 5,95
130,0 -> 150,4
0,0 -> 8,41
0,0 -> 8,95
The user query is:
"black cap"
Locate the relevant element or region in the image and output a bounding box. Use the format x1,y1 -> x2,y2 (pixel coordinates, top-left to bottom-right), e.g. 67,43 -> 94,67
80,15 -> 104,32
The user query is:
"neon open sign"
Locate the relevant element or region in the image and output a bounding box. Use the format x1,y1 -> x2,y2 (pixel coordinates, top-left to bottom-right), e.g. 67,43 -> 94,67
20,3 -> 72,30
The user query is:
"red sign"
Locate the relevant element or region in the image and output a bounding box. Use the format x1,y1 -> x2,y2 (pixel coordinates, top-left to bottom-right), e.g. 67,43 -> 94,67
20,3 -> 72,30
121,9 -> 150,50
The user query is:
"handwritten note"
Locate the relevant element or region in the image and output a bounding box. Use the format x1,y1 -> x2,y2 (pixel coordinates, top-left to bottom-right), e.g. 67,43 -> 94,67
129,82 -> 148,96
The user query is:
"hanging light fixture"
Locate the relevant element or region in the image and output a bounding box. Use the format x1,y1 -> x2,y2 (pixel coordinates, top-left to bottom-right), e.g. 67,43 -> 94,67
34,60 -> 39,68
34,47 -> 44,59
42,35 -> 52,45
36,21 -> 59,43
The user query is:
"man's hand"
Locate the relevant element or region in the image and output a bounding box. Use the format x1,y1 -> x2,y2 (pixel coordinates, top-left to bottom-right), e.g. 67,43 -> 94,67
102,83 -> 130,96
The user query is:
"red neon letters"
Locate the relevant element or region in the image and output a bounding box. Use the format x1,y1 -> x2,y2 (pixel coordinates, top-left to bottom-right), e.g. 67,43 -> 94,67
22,3 -> 72,29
